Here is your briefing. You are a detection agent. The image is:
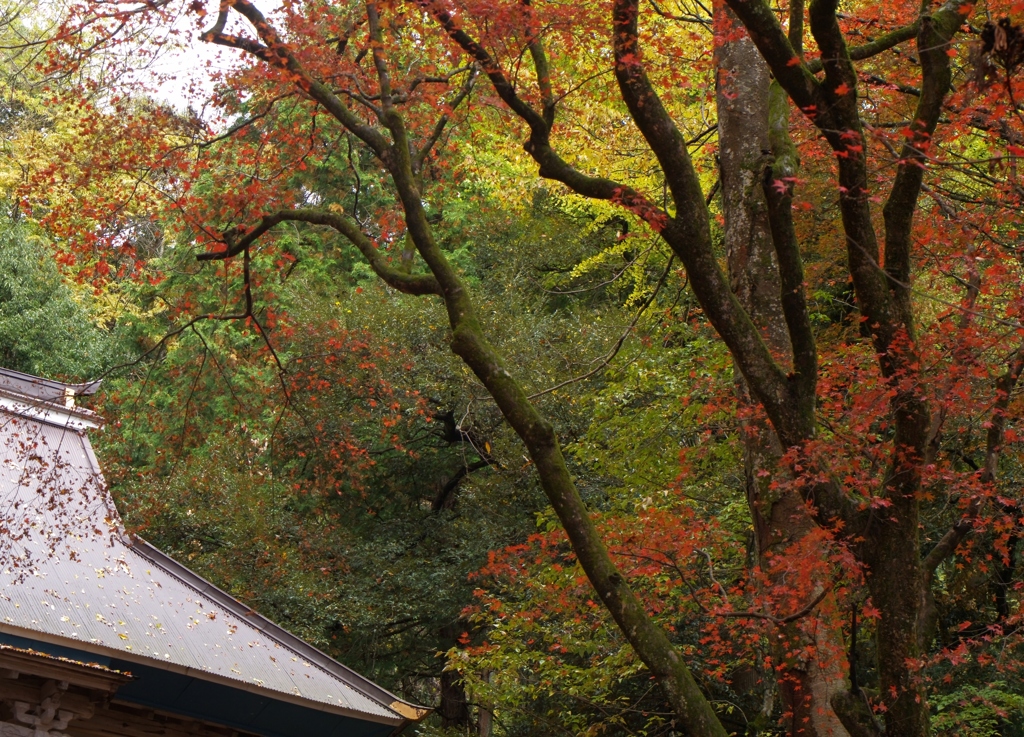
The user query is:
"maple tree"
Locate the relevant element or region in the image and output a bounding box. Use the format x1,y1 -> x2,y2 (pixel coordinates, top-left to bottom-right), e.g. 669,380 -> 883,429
87,204 -> 609,725
10,0 -> 1024,732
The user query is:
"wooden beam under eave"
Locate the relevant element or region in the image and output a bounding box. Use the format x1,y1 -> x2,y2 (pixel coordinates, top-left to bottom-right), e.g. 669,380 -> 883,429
0,648 -> 131,692
66,701 -> 263,737
0,678 -> 100,720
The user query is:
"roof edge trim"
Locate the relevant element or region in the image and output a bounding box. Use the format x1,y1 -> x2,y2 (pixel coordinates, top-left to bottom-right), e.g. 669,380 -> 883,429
0,367 -> 101,396
0,623 -> 404,726
0,389 -> 102,430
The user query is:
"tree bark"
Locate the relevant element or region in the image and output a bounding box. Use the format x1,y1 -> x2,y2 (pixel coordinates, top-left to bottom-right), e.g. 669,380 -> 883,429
439,668 -> 473,730
715,7 -> 850,735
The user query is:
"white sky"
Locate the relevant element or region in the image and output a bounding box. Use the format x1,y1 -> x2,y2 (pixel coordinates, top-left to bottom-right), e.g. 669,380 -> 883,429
132,0 -> 280,114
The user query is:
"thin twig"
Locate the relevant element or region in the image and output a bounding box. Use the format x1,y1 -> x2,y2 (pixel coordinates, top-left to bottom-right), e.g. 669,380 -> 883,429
528,255 -> 678,399
718,586 -> 831,626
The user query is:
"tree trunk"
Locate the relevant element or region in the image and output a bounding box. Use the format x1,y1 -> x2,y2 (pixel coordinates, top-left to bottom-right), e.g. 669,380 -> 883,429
477,671 -> 493,737
439,623 -> 474,732
439,667 -> 473,731
864,489 -> 928,736
714,6 -> 850,735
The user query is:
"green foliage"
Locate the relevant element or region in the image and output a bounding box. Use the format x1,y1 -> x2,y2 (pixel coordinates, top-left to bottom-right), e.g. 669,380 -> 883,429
83,175 -> 726,733
931,683 -> 1024,737
0,221 -> 127,379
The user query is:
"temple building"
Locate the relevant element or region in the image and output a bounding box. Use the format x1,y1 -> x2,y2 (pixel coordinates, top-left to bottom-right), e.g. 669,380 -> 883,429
0,368 -> 427,736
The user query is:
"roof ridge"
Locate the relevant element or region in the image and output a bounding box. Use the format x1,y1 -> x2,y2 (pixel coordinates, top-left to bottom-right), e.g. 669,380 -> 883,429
0,367 -> 101,397
0,385 -> 103,430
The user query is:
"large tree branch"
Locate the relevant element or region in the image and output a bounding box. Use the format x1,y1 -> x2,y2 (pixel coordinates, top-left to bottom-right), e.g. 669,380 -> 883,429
882,2 -> 967,330
722,0 -> 905,367
612,0 -> 814,445
203,0 -> 390,157
807,0 -> 860,138
522,0 -> 556,126
763,82 -> 816,403
728,0 -> 898,367
805,21 -> 921,73
731,4 -> 935,728
612,0 -> 706,223
422,0 -> 547,131
788,0 -> 804,54
365,1 -> 395,111
197,209 -> 442,295
804,0 -> 909,381
812,0 -> 935,710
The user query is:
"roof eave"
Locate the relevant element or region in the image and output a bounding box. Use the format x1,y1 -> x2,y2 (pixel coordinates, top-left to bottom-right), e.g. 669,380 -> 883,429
0,622 -> 406,727
128,536 -> 431,724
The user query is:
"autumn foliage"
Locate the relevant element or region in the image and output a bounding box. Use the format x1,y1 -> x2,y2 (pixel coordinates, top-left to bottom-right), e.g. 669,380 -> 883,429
5,0 -> 1024,733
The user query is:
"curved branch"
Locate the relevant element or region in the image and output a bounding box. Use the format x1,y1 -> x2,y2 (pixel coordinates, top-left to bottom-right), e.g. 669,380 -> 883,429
805,21 -> 921,73
415,65 -> 480,170
197,209 -> 442,295
718,585 -> 831,626
203,0 -> 390,156
421,0 -> 648,205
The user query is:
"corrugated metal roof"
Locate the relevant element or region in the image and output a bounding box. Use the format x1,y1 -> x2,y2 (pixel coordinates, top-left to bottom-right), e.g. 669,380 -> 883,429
0,389 -> 426,729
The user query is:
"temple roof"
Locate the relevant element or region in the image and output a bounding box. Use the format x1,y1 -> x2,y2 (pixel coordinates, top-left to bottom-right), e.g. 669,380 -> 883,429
0,368 -> 426,735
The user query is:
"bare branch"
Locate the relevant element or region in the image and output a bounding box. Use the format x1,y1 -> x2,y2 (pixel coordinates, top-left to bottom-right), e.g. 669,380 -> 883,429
415,65 -> 480,170
529,255 -> 677,399
718,586 -> 831,626
203,0 -> 390,156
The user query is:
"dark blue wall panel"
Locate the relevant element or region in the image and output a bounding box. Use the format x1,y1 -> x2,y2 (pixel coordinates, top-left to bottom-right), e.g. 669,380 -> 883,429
0,633 -> 395,737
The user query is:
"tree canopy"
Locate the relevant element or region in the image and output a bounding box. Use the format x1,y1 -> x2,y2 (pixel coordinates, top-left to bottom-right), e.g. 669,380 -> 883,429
2,0 -> 1024,734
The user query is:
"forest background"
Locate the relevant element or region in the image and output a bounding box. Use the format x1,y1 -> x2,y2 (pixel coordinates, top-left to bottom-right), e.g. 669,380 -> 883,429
0,0 -> 1023,734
